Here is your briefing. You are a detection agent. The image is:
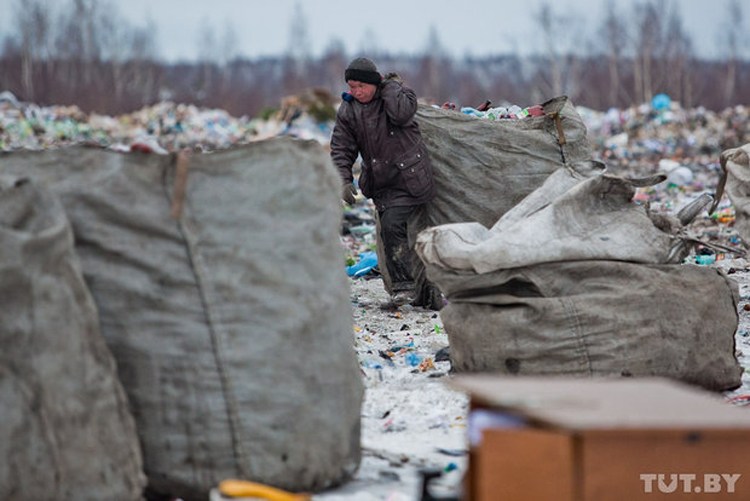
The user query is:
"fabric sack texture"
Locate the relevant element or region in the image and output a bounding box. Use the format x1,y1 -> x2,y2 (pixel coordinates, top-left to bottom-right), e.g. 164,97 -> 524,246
417,173 -> 694,273
432,261 -> 741,391
0,177 -> 145,500
376,96 -> 595,308
713,143 -> 750,243
0,139 -> 363,500
416,168 -> 742,391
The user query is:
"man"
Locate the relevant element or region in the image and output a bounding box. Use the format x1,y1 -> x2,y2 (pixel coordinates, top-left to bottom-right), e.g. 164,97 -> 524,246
331,57 -> 436,306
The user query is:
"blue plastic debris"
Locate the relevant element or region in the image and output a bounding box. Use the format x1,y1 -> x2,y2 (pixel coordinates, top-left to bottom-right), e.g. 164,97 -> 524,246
363,359 -> 383,369
694,254 -> 716,266
346,251 -> 378,277
651,93 -> 671,111
405,352 -> 423,367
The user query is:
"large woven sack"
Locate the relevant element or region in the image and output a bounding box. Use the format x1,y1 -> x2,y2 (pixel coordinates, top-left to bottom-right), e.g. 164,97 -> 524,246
0,139 -> 363,500
713,143 -> 750,242
377,96 -> 595,308
416,173 -> 692,273
0,177 -> 145,500
433,261 -> 741,391
416,169 -> 742,391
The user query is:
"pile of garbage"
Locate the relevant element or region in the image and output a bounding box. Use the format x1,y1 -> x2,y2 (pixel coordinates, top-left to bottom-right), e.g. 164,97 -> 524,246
3,88 -> 748,257
427,95 -> 749,258
0,90 -> 335,154
577,95 -> 748,221
579,98 -> 748,165
436,93 -> 747,180
454,102 -> 546,120
341,203 -> 379,277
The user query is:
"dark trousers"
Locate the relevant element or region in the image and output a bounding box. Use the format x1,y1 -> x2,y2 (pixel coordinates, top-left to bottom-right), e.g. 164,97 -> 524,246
379,205 -> 417,292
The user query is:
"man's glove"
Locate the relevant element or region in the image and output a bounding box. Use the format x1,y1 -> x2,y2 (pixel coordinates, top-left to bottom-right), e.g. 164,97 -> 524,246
342,184 -> 357,205
383,72 -> 403,84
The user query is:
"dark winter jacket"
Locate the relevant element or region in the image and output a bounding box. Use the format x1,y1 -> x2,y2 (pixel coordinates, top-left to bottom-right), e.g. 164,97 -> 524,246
330,79 -> 436,211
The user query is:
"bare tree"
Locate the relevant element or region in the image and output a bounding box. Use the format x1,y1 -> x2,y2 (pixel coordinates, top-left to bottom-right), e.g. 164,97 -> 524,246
662,5 -> 693,106
531,2 -> 586,103
52,0 -> 118,103
418,25 -> 452,103
534,2 -> 563,97
126,20 -> 159,108
197,22 -> 219,64
221,21 -> 240,67
322,38 -> 348,91
212,20 -> 241,106
286,2 -> 311,78
281,1 -> 312,95
13,0 -> 53,101
600,0 -> 629,106
98,4 -> 150,106
197,21 -> 219,98
1,0 -> 747,116
287,1 -> 311,62
74,0 -> 103,83
99,12 -> 128,107
357,28 -> 382,58
722,0 -> 743,106
631,0 -> 670,104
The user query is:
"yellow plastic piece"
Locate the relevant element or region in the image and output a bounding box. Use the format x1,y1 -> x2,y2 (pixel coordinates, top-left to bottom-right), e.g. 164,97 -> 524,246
218,479 -> 311,501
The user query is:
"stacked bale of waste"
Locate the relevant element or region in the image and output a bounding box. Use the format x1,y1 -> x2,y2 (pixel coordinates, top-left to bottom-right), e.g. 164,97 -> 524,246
0,177 -> 145,500
416,168 -> 742,391
1,139 -> 363,500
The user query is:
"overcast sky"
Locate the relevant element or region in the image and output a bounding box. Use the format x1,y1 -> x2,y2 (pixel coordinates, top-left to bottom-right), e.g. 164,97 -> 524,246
1,0 -> 744,61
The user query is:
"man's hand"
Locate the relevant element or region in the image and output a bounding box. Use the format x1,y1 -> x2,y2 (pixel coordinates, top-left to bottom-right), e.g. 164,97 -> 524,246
342,184 -> 357,205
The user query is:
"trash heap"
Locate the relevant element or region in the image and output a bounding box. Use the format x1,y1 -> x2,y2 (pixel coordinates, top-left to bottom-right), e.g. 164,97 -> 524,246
0,91 -> 335,154
580,100 -> 749,257
3,89 -> 748,263
424,95 -> 750,259
579,101 -> 749,166
577,99 -> 749,214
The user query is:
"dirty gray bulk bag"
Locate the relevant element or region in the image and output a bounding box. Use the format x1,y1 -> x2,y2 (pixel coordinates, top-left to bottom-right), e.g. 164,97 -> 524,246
376,96 -> 595,308
433,261 -> 741,391
0,139 -> 363,500
417,173 -> 691,273
0,177 -> 145,500
713,143 -> 750,242
417,170 -> 742,391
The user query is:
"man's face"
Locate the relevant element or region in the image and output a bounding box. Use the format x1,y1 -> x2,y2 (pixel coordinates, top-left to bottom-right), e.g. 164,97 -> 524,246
348,80 -> 378,103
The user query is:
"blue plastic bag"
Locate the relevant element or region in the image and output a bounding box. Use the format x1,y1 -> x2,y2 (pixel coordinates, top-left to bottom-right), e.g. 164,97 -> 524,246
346,251 -> 378,277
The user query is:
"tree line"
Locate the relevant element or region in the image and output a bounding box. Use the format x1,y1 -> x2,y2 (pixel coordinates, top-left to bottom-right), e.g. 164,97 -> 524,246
1,0 -> 747,119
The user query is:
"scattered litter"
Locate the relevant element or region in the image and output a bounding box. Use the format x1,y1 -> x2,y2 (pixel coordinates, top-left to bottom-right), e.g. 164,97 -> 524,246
346,251 -> 378,278
435,448 -> 467,457
1,94 -> 282,153
405,352 -> 423,367
5,90 -> 750,499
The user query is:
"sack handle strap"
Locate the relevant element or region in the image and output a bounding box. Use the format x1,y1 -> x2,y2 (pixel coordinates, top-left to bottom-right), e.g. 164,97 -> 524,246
709,151 -> 731,215
547,112 -> 567,146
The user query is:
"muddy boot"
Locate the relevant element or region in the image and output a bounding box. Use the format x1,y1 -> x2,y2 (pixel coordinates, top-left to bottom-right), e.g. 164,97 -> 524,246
390,290 -> 415,306
379,290 -> 416,310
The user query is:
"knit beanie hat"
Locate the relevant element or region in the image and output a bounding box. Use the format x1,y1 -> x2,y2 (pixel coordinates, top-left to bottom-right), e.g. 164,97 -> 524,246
344,57 -> 382,85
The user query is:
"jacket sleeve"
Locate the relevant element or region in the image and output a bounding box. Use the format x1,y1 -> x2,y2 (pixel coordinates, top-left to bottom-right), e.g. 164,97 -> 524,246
330,105 -> 359,185
380,79 -> 418,126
